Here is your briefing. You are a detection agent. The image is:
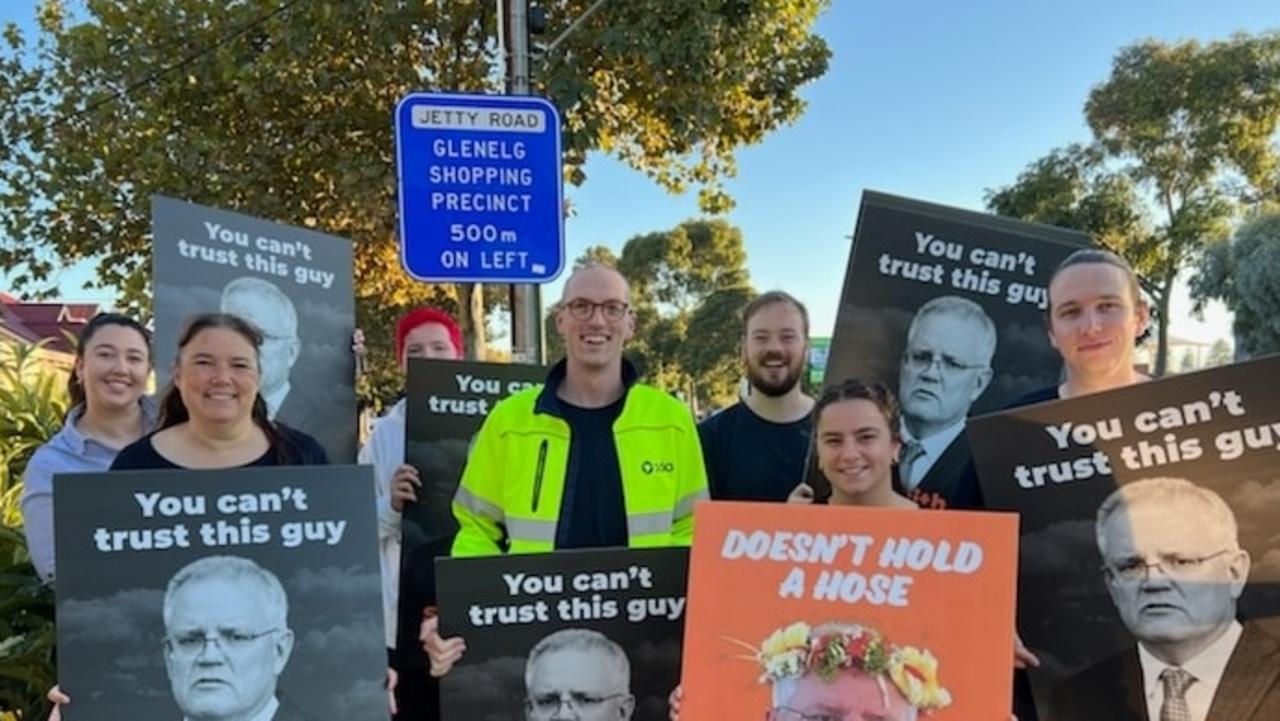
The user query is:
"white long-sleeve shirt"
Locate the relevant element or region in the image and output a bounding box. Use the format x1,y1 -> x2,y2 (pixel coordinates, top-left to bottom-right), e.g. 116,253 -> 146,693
358,398 -> 407,649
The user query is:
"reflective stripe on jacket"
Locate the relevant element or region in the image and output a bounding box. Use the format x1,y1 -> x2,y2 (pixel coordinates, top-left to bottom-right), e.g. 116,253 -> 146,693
452,360 -> 709,556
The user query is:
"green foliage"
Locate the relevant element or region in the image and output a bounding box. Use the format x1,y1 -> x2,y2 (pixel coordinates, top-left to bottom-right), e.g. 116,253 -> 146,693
550,219 -> 754,410
0,0 -> 830,402
987,31 -> 1280,375
0,340 -> 62,720
0,340 -> 69,526
1190,210 -> 1280,359
0,526 -> 55,721
1205,337 -> 1233,367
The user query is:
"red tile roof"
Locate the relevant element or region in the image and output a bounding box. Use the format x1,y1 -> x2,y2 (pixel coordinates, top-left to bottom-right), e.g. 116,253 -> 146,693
1,301 -> 101,353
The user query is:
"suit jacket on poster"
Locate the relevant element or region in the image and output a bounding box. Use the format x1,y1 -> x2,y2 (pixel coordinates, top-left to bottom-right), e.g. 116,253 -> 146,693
894,432 -> 983,510
1048,621 -> 1280,721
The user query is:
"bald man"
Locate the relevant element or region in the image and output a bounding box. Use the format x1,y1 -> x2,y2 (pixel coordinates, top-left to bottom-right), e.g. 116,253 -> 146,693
451,263 -> 708,556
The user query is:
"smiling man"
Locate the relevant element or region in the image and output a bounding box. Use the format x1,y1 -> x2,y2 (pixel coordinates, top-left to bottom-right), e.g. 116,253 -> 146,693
698,291 -> 814,502
450,263 -> 708,555
428,263 -> 709,676
162,556 -> 307,721
895,295 -> 995,509
1050,477 -> 1280,721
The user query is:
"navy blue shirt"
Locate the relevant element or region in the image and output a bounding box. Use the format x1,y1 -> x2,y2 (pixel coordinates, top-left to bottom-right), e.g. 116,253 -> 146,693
556,396 -> 628,549
698,403 -> 812,502
111,424 -> 328,469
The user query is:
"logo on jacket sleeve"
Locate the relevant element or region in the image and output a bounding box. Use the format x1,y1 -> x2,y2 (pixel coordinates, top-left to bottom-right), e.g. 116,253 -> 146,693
641,460 -> 675,475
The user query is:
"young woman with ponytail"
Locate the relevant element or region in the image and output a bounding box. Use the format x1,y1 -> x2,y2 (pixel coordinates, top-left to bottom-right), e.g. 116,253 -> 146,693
21,312 -> 157,583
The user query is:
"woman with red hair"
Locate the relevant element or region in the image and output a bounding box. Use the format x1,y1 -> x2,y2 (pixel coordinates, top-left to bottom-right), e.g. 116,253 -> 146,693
360,307 -> 464,720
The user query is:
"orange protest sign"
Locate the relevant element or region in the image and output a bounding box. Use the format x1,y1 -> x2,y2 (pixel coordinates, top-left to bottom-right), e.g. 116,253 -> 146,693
681,501 -> 1018,721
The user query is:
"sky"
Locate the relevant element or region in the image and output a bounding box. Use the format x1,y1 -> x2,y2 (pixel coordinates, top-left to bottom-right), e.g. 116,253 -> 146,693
4,0 -> 1278,346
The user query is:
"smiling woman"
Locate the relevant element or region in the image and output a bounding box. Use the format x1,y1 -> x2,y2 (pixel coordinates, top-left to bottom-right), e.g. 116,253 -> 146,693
109,312 -> 327,471
20,312 -> 158,583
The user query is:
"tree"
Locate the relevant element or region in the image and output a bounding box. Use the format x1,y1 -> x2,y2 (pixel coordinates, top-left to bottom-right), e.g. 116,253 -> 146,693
1178,348 -> 1195,373
1191,210 -> 1280,359
548,219 -> 753,410
988,32 -> 1280,375
1205,337 -> 1233,367
0,0 -> 830,401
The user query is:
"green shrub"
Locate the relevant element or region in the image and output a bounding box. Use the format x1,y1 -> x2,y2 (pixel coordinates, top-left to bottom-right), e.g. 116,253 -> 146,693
0,340 -> 66,719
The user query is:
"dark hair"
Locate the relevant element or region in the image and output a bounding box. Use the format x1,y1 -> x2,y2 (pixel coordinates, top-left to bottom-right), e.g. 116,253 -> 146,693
158,312 -> 302,464
68,312 -> 152,407
812,378 -> 902,445
742,290 -> 810,337
1047,249 -> 1143,311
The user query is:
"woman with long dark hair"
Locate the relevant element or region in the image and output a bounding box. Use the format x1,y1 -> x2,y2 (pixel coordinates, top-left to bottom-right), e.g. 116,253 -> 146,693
111,312 -> 326,469
21,312 -> 157,583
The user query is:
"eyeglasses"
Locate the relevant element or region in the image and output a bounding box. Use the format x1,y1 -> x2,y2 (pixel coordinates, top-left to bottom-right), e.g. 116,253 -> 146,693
562,299 -> 629,321
165,628 -> 280,658
902,350 -> 987,373
1101,550 -> 1232,582
771,707 -> 853,721
525,691 -> 628,717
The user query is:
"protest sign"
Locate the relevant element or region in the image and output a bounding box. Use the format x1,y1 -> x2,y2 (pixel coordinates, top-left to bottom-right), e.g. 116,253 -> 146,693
820,191 -> 1088,508
971,356 -> 1280,719
54,465 -> 383,721
681,501 -> 1018,721
152,195 -> 356,461
395,359 -> 544,654
435,547 -> 688,721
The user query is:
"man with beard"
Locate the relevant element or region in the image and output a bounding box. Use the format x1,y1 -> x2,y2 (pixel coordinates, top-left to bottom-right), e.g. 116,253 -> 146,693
895,295 -> 995,509
698,291 -> 815,501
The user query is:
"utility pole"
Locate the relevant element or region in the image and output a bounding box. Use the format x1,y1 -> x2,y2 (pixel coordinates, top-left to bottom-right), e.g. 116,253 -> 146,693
500,0 -> 543,365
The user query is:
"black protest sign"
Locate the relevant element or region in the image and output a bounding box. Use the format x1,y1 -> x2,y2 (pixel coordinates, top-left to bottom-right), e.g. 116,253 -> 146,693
435,547 -> 688,721
54,465 -> 383,721
151,195 -> 357,461
830,190 -> 1088,409
970,356 -> 1280,718
397,359 -> 543,652
817,191 -> 1088,508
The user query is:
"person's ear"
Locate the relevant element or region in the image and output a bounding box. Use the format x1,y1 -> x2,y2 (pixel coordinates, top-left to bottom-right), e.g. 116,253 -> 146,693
272,629 -> 295,674
1133,300 -> 1151,341
1227,550 -> 1252,599
970,367 -> 994,401
618,694 -> 635,719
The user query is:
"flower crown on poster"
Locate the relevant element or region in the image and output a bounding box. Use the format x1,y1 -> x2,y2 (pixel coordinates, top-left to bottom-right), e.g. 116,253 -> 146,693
728,621 -> 953,712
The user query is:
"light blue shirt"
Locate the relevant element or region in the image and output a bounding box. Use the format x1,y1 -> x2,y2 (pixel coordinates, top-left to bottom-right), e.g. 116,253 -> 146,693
19,397 -> 158,583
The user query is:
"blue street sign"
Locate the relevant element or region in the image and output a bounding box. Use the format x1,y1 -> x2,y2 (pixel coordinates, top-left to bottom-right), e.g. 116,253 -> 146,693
394,93 -> 565,283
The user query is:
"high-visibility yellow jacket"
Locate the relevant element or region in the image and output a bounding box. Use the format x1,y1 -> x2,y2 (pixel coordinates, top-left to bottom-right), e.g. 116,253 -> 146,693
452,361 -> 709,556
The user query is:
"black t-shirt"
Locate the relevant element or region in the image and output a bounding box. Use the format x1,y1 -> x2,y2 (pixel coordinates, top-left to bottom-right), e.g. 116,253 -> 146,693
698,403 -> 812,502
556,396 -> 628,549
1006,385 -> 1062,410
111,424 -> 329,469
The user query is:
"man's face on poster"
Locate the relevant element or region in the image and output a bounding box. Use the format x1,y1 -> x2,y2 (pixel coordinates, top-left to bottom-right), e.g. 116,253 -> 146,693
164,576 -> 294,721
1100,498 -> 1250,651
768,668 -> 915,721
898,313 -> 993,436
524,646 -> 634,721
222,289 -> 299,397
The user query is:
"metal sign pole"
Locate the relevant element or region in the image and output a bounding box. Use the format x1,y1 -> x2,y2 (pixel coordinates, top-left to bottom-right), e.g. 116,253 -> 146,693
502,0 -> 544,365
